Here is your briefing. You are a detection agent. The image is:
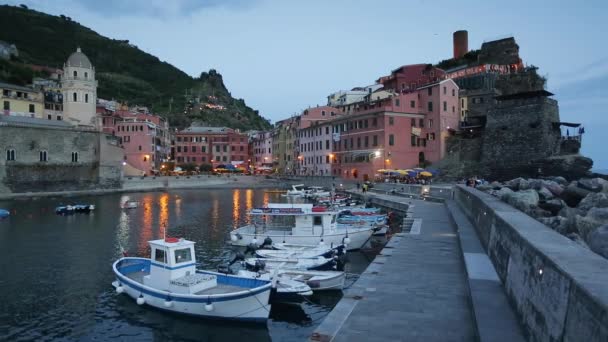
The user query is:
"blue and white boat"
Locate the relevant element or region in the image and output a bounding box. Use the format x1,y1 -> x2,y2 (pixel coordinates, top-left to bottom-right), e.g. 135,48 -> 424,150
0,209 -> 9,218
112,238 -> 272,322
74,204 -> 95,213
55,205 -> 75,215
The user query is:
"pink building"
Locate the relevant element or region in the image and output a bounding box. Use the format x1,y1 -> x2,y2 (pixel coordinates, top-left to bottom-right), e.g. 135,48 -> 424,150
172,126 -> 249,167
294,106 -> 341,175
250,131 -> 273,168
97,103 -> 170,175
377,64 -> 446,93
329,79 -> 460,180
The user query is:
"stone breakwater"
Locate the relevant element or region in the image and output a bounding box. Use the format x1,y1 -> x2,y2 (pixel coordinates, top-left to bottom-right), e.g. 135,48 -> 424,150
476,176 -> 608,259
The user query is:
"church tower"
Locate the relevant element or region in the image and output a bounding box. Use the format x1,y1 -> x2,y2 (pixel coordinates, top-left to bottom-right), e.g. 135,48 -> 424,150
62,47 -> 98,128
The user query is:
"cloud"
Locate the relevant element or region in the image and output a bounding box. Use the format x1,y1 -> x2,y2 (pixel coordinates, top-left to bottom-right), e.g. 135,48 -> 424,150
550,56 -> 608,89
6,0 -> 258,18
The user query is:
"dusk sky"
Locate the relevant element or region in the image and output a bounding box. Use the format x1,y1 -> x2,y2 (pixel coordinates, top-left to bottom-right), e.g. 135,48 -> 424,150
6,0 -> 608,169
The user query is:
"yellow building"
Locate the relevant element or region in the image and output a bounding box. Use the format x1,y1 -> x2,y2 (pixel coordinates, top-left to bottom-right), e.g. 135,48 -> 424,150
0,81 -> 44,118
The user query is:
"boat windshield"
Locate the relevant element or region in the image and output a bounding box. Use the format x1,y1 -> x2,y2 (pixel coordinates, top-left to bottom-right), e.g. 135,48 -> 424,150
253,214 -> 295,232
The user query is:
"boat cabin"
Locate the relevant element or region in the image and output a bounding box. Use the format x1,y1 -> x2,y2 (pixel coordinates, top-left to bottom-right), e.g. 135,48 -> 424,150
144,238 -> 217,294
250,203 -> 338,236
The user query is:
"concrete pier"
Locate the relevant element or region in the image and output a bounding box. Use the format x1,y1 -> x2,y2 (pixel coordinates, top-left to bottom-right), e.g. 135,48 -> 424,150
312,190 -> 526,342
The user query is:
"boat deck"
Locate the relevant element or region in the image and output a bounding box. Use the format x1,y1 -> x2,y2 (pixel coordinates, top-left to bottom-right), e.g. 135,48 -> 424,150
124,271 -> 250,295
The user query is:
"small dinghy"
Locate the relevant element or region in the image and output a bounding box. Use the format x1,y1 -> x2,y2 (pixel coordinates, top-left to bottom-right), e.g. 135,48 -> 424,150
277,270 -> 345,291
121,200 -> 138,209
0,209 -> 9,219
256,244 -> 341,259
112,237 -> 272,322
55,205 -> 75,215
245,256 -> 335,271
236,270 -> 313,300
73,204 -> 95,213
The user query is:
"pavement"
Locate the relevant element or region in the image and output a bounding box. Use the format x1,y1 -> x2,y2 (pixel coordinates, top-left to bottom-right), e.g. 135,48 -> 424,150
312,195 -> 477,342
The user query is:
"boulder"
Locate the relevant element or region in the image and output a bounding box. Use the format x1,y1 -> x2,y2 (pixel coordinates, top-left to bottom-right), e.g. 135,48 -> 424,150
529,207 -> 553,218
560,184 -> 591,207
496,187 -> 514,201
587,225 -> 608,259
553,176 -> 568,185
506,177 -> 527,191
490,181 -> 502,190
476,184 -> 492,192
586,207 -> 608,223
566,233 -> 590,250
504,189 -> 539,212
538,216 -> 569,234
527,179 -> 544,191
538,199 -> 565,215
544,182 -> 564,197
578,178 -> 603,193
537,187 -> 554,201
575,214 -> 605,240
577,192 -> 608,212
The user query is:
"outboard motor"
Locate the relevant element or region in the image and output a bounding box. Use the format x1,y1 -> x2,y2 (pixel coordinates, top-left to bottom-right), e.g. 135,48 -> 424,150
336,250 -> 349,271
261,237 -> 273,248
229,252 -> 245,266
217,265 -> 234,274
244,243 -> 259,255
251,259 -> 266,272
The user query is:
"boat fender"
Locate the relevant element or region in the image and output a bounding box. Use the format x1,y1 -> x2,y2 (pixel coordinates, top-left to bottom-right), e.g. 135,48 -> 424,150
164,297 -> 173,308
230,234 -> 238,242
115,283 -> 124,294
343,236 -> 351,245
263,237 -> 273,247
318,239 -> 325,246
251,237 -> 259,245
204,300 -> 214,312
136,295 -> 145,305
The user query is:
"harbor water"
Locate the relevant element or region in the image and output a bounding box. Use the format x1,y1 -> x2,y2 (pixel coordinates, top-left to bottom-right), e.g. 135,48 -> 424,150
0,189 -> 392,341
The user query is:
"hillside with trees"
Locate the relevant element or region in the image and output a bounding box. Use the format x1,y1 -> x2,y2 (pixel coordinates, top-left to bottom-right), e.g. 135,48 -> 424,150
0,4 -> 271,130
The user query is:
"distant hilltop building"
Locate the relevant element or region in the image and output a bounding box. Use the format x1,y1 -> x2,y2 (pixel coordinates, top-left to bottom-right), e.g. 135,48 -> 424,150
61,47 -> 98,128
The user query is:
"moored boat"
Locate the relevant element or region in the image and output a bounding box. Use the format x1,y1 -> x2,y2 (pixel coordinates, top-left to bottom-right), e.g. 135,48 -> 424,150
74,204 -> 95,213
0,209 -> 9,218
277,269 -> 345,291
229,203 -> 374,251
55,205 -> 75,215
112,238 -> 272,322
121,200 -> 139,209
245,256 -> 335,271
255,244 -> 341,259
236,270 -> 313,300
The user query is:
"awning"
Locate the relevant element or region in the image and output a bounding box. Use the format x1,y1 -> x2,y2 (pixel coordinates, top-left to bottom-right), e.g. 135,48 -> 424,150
555,122 -> 581,128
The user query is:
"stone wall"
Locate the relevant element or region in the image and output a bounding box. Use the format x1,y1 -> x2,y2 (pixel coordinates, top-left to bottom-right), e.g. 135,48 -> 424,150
481,96 -> 561,180
454,185 -> 608,342
0,125 -> 122,193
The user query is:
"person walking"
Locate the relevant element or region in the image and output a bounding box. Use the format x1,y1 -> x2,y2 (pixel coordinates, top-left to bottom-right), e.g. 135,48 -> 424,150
356,182 -> 361,191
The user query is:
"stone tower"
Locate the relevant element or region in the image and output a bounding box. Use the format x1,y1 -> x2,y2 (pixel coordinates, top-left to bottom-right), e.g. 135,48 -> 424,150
62,47 -> 98,128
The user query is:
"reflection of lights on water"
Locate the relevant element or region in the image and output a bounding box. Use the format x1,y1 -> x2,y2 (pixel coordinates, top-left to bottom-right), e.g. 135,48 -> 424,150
159,193 -> 169,229
263,192 -> 270,206
245,189 -> 253,225
232,189 -> 240,229
210,194 -> 220,232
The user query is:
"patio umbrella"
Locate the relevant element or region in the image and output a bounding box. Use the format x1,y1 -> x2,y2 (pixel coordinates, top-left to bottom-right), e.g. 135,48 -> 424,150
419,171 -> 433,177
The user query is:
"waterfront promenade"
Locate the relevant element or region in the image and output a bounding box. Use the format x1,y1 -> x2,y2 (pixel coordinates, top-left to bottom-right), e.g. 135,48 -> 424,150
313,190 -> 525,342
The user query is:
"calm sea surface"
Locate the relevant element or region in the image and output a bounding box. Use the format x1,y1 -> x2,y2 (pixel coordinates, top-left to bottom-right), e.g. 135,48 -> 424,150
0,189 -> 388,341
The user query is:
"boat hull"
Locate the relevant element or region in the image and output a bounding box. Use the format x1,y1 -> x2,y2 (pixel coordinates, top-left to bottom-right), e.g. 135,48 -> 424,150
230,227 -> 373,251
113,258 -> 271,322
281,270 -> 345,291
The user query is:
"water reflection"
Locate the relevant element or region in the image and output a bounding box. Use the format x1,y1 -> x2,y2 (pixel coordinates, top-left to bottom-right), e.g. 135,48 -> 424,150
0,189 -> 378,342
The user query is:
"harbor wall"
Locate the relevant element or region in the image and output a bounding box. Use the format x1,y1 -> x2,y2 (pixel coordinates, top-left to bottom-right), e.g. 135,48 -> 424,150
453,185 -> 608,342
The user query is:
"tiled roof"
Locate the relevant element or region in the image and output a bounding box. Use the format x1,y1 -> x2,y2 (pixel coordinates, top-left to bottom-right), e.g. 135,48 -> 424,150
0,81 -> 37,92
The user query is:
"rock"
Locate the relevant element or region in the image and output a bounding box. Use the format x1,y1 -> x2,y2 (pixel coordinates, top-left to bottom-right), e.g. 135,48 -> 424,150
553,176 -> 568,185
587,225 -> 608,258
538,199 -> 565,215
537,187 -> 554,201
527,179 -> 544,191
586,207 -> 608,222
476,184 -> 492,191
490,181 -> 502,190
529,208 -> 552,218
504,189 -> 539,212
567,233 -> 590,250
595,178 -> 608,193
560,184 -> 591,207
575,215 -> 604,240
538,216 -> 569,234
577,192 -> 608,212
506,177 -> 527,191
578,178 -> 603,192
544,182 -> 564,197
496,187 -> 514,201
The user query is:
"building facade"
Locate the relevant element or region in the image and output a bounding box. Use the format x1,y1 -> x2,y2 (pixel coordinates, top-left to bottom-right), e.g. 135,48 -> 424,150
172,126 -> 249,168
0,81 -> 43,118
251,131 -> 273,169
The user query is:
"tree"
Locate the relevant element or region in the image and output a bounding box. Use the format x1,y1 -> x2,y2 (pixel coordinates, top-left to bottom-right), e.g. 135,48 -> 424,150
199,163 -> 213,172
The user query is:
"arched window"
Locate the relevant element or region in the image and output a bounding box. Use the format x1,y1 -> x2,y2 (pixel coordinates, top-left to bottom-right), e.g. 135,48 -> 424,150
73,70 -> 77,78
71,152 -> 79,163
84,72 -> 88,79
6,149 -> 15,161
85,93 -> 89,103
39,150 -> 48,162
73,92 -> 77,102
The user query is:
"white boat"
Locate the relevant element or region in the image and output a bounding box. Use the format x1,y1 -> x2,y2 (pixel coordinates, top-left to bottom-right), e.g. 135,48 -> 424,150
121,200 -> 139,209
277,270 -> 345,291
285,184 -> 306,196
112,238 -> 272,322
304,186 -> 331,198
236,270 -> 313,299
229,204 -> 374,251
245,256 -> 335,271
255,245 -> 337,259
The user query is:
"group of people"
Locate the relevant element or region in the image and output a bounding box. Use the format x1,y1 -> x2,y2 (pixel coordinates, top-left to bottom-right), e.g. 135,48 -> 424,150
465,176 -> 485,187
356,182 -> 370,193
